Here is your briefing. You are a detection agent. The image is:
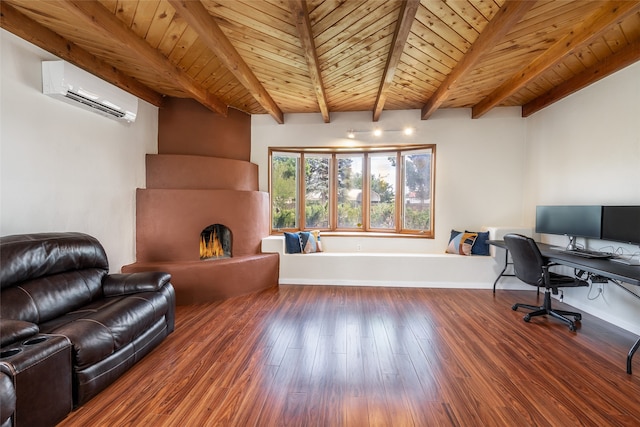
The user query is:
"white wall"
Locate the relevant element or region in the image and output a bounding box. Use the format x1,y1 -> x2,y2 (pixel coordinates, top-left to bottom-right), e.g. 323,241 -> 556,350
525,61 -> 640,334
0,30 -> 158,272
252,108 -> 528,253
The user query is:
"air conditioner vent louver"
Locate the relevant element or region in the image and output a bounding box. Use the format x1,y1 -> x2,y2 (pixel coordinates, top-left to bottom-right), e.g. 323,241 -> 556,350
42,61 -> 137,123
64,92 -> 126,118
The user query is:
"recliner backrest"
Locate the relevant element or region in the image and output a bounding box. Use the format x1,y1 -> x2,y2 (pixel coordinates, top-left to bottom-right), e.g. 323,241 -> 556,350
0,233 -> 109,324
503,234 -> 546,287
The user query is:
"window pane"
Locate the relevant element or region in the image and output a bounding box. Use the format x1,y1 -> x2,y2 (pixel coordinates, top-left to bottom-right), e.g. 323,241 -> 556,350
403,150 -> 432,231
305,155 -> 330,228
369,155 -> 396,229
337,155 -> 363,229
271,152 -> 299,229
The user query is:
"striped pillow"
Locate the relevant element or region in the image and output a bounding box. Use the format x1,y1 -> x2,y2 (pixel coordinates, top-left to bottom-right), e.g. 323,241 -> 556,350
446,230 -> 478,255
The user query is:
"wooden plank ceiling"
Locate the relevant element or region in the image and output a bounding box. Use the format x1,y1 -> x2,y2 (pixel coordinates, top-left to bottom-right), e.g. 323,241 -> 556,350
1,0 -> 639,124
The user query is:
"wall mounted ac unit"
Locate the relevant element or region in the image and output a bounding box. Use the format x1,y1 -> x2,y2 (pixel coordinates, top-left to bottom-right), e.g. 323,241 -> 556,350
42,61 -> 138,123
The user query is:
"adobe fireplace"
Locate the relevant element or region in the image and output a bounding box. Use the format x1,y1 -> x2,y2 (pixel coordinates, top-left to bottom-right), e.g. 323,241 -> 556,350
200,224 -> 232,260
121,101 -> 278,305
122,159 -> 280,304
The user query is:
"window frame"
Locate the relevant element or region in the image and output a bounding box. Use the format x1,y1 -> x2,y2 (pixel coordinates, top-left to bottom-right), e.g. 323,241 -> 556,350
269,144 -> 436,238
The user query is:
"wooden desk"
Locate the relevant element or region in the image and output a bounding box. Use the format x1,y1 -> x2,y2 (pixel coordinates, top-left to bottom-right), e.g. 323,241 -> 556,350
488,239 -> 640,374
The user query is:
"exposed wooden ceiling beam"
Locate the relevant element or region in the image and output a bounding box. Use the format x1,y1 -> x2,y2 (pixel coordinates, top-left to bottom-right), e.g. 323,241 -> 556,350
288,0 -> 330,123
373,0 -> 420,122
61,0 -> 227,117
523,39 -> 640,117
168,0 -> 284,124
472,1 -> 640,119
420,0 -> 534,120
0,2 -> 164,107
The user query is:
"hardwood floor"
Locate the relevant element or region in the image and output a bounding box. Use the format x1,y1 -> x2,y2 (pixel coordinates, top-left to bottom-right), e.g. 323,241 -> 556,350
58,285 -> 640,426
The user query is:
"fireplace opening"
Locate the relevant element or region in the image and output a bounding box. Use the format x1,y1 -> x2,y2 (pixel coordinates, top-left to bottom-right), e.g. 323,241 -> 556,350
200,224 -> 232,260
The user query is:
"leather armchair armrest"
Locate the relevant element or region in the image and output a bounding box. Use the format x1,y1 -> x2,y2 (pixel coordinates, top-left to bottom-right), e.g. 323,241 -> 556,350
102,271 -> 172,297
0,319 -> 39,347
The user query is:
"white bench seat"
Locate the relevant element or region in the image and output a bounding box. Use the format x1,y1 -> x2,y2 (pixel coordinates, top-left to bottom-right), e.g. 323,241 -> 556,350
261,227 -> 531,289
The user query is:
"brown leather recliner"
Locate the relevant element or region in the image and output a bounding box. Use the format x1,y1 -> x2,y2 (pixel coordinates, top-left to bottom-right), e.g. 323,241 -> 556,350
0,232 -> 175,426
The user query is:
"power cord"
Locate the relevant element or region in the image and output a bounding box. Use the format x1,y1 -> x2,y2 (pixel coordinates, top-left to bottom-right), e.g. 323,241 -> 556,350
593,244 -> 640,258
587,281 -> 605,300
586,272 -> 608,300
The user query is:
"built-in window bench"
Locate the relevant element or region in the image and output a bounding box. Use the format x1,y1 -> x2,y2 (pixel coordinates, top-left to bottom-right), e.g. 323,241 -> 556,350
262,227 -> 531,289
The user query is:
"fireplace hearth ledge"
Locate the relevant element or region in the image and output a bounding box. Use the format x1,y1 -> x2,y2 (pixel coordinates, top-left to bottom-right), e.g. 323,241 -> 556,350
122,253 -> 279,305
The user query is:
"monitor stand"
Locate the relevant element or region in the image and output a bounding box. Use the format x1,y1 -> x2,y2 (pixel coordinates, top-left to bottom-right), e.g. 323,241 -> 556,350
566,236 -> 578,251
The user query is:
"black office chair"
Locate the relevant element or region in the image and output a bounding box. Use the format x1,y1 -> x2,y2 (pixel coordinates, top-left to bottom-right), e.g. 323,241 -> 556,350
504,233 -> 589,331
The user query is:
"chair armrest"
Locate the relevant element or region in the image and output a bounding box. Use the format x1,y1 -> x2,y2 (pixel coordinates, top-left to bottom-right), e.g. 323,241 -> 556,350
103,272 -> 172,297
0,319 -> 39,347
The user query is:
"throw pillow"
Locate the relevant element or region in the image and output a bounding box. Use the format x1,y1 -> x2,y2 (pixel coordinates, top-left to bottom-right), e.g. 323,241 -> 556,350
446,230 -> 478,255
299,231 -> 318,254
466,230 -> 490,256
310,230 -> 323,252
284,232 -> 302,254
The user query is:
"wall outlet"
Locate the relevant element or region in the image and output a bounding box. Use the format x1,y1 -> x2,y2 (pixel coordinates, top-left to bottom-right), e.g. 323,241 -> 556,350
356,244 -> 361,251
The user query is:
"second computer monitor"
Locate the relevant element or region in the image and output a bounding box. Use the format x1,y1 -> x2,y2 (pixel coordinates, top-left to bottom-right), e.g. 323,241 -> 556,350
601,206 -> 640,246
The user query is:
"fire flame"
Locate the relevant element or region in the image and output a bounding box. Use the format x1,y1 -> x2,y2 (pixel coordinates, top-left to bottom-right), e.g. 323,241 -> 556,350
200,229 -> 225,259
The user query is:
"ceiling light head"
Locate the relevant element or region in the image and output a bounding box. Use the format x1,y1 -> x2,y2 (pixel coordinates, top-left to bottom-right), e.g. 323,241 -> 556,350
403,127 -> 414,136
373,128 -> 382,137
347,130 -> 355,139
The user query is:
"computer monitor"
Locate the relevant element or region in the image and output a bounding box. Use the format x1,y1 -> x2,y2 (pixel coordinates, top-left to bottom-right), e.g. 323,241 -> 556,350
535,205 -> 602,249
601,206 -> 640,246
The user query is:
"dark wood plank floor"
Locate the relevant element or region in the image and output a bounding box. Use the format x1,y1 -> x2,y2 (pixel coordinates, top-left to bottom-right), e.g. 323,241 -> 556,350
58,285 -> 640,426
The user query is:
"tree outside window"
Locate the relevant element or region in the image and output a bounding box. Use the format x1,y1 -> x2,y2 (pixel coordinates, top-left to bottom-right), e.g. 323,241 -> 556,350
337,155 -> 363,229
305,155 -> 330,228
271,153 -> 299,229
369,155 -> 396,230
403,151 -> 432,231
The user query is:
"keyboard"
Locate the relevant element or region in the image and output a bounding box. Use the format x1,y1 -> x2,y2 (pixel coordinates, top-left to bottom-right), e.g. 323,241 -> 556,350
560,248 -> 613,259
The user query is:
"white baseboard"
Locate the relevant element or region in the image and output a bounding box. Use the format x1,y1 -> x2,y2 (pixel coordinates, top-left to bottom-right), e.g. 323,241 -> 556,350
562,295 -> 640,336
278,278 -> 530,291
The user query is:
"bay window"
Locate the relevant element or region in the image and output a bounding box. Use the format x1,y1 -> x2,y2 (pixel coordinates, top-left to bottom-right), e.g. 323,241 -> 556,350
269,145 -> 435,237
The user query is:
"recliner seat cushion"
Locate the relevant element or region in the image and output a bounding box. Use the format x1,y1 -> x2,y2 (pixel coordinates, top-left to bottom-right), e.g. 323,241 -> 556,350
39,292 -> 170,369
